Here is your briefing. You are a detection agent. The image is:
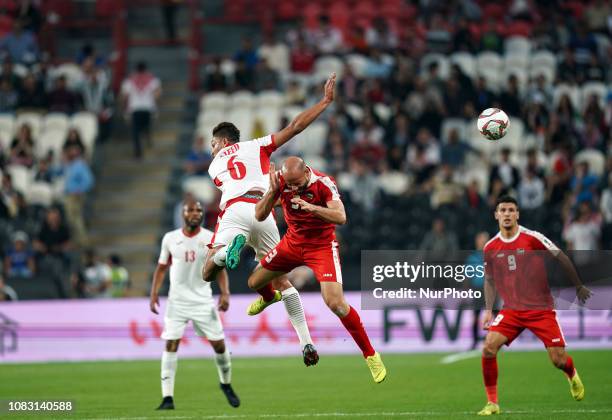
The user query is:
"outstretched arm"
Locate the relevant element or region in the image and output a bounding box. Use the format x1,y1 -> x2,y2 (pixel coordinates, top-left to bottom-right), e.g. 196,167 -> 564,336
273,73 -> 336,148
255,163 -> 281,222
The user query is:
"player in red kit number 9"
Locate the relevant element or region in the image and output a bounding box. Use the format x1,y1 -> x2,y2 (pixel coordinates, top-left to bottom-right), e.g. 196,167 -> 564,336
478,195 -> 592,415
247,156 -> 387,384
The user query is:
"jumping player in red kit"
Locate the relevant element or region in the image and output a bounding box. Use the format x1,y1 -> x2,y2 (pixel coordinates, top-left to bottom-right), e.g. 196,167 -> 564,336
477,195 -> 592,415
246,156 -> 387,383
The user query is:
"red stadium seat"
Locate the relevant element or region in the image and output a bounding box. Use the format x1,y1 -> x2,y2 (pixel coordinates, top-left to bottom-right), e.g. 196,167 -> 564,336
329,2 -> 350,32
302,3 -> 322,29
0,14 -> 12,38
504,20 -> 532,37
352,1 -> 376,22
482,3 -> 505,21
277,1 -> 299,20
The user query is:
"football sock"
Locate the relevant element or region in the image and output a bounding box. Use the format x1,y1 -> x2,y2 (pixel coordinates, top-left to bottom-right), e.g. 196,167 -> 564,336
161,351 -> 178,397
213,246 -> 228,266
214,348 -> 232,385
482,356 -> 498,404
281,287 -> 313,346
256,283 -> 276,301
561,355 -> 575,379
339,306 -> 375,357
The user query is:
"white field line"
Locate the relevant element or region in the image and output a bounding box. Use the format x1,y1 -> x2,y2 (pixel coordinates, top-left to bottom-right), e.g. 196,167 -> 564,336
440,349 -> 481,364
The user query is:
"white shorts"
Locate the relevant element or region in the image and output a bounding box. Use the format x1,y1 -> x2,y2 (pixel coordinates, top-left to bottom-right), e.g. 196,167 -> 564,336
161,300 -> 225,341
210,201 -> 280,260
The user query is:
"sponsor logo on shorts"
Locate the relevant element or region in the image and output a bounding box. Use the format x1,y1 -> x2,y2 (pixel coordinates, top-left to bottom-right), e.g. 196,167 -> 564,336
323,273 -> 333,277
552,338 -> 561,343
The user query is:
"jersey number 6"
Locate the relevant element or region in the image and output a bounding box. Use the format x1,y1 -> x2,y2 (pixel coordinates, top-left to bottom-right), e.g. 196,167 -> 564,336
228,156 -> 247,180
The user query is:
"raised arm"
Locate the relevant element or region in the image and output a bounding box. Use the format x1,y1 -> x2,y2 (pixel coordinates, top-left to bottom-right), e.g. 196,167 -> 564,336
255,163 -> 281,222
273,73 -> 336,148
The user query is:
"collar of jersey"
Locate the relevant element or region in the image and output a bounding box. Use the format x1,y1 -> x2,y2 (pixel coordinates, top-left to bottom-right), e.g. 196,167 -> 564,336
182,226 -> 201,238
498,225 -> 522,243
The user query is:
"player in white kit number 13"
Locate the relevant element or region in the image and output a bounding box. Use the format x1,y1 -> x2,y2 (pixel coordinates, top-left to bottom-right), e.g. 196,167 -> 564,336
202,73 -> 337,366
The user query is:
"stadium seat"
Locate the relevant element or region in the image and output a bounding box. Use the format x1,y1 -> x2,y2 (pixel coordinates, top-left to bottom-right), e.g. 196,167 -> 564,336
200,92 -> 229,111
378,171 -> 410,195
230,90 -> 255,109
530,50 -> 556,70
504,36 -> 531,56
477,67 -> 501,92
314,56 -> 345,80
346,54 -> 369,78
304,155 -> 327,173
26,182 -> 54,207
228,108 -> 253,139
581,82 -> 608,109
552,83 -> 581,110
220,59 -> 236,77
345,103 -> 364,121
292,121 -> 328,157
0,114 -> 15,150
441,118 -> 467,144
420,53 -> 450,79
6,165 -> 32,195
51,176 -> 65,201
502,66 -> 528,94
197,109 -> 225,128
476,52 -> 502,72
50,63 -> 85,90
501,118 -> 525,155
465,118 -> 498,157
504,52 -> 529,69
36,130 -> 66,162
70,112 -> 98,158
449,52 -> 476,80
253,108 -> 281,134
529,66 -> 556,86
42,113 -> 69,134
461,166 -> 489,195
283,105 -> 305,121
182,176 -> 217,205
256,90 -> 284,109
374,103 -> 392,123
575,149 -> 606,177
15,112 -> 43,140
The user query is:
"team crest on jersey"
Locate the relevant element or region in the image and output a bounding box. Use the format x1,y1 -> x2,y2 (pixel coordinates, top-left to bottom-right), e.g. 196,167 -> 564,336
304,192 -> 314,200
517,248 -> 525,254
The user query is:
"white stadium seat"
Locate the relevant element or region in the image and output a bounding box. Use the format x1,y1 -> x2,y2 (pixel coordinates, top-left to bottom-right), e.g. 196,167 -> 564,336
378,171 -> 411,196
450,52 -> 476,79
182,176 -> 217,205
70,112 -> 98,158
374,103 -> 392,123
476,52 -> 502,73
501,118 -> 525,155
344,103 -> 364,121
0,114 -> 15,150
26,182 -> 54,207
552,83 -> 581,110
504,36 -> 531,56
504,52 -> 529,69
283,106 -> 305,121
220,59 -> 236,77
530,50 -> 556,70
420,53 -> 450,79
36,130 -> 66,162
502,66 -> 529,94
15,112 -> 43,140
314,56 -> 345,79
253,107 -> 281,134
6,165 -> 32,195
346,54 -> 369,78
200,92 -> 229,111
441,118 -> 467,144
230,90 -> 255,109
42,113 -> 69,134
51,63 -> 85,90
256,90 -> 284,109
529,66 -> 556,86
228,108 -> 253,139
292,121 -> 328,157
575,149 -> 606,177
581,82 -> 608,109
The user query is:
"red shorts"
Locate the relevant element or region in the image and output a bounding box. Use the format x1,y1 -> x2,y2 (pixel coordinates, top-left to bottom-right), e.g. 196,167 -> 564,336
489,309 -> 566,347
261,237 -> 343,283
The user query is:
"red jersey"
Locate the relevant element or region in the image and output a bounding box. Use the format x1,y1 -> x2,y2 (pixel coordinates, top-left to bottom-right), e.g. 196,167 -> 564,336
275,167 -> 341,245
484,225 -> 560,310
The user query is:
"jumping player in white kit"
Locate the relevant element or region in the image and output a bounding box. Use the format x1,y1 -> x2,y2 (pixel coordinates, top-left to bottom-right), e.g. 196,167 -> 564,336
202,73 -> 337,366
150,200 -> 239,410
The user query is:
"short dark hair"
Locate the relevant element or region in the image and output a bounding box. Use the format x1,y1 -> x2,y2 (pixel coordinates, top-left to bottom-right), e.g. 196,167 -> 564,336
136,61 -> 147,72
495,195 -> 519,210
212,122 -> 240,143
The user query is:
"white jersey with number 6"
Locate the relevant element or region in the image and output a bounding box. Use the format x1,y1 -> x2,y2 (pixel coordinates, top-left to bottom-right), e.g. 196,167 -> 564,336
158,227 -> 213,304
208,135 -> 277,210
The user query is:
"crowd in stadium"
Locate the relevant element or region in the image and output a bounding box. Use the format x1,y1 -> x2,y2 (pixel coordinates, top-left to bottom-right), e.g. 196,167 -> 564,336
191,0 -> 611,269
0,1 -> 130,300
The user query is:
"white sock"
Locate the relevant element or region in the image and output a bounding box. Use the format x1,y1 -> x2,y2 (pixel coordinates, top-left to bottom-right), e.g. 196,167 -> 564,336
215,348 -> 232,384
161,351 -> 178,397
213,246 -> 228,266
282,287 -> 313,347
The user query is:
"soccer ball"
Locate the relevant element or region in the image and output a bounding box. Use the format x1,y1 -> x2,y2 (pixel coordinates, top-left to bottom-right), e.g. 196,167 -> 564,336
477,108 -> 510,141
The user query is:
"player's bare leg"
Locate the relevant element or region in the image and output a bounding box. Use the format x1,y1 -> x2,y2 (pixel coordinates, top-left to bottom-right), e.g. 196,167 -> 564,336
320,282 -> 386,383
203,247 -> 225,282
209,339 -> 240,408
157,340 -> 180,410
247,266 -> 318,366
478,331 -> 507,415
547,346 -> 584,401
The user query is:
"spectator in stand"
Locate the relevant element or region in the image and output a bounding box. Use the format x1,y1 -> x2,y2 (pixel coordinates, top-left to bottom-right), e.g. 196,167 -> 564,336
431,164 -> 464,209
63,145 -> 94,248
425,13 -> 452,53
472,76 -> 496,111
351,114 -> 386,166
106,254 -> 130,297
570,161 -> 599,206
480,20 -> 502,52
286,16 -> 313,49
63,128 -> 86,156
385,113 -> 411,170
17,73 -> 46,110
161,0 -> 180,43
80,57 -> 114,142
563,201 -> 601,250
0,276 -> 18,301
325,129 -> 348,174
337,64 -> 361,103
9,123 -> 35,168
76,43 -> 106,67
14,0 -> 42,34
233,58 -> 253,90
497,75 -> 522,118
441,128 -> 477,168
253,58 -> 280,92
34,154 -> 56,184
0,20 -> 38,64
75,248 -> 110,298
582,54 -> 606,83
452,17 -> 474,52
407,128 -> 441,185
518,168 -> 546,210
525,93 -> 550,135
284,79 -> 306,105
600,174 -> 612,242
524,148 -> 545,179
290,35 -> 315,74
0,173 -> 18,219
48,75 -> 82,114
183,135 -> 212,176
4,231 -> 35,279
0,76 -> 18,112
365,18 -> 398,51
420,218 -> 459,252
489,148 -> 520,195
258,34 -> 289,74
0,59 -> 21,89
547,143 -> 573,204
346,26 -> 368,54
557,48 -> 579,84
347,158 -> 381,214
465,179 -> 486,210
204,58 -> 228,92
311,15 -> 344,54
584,0 -> 611,33
120,61 -> 161,159
569,22 -> 598,65
443,77 -> 467,117
233,37 -> 259,71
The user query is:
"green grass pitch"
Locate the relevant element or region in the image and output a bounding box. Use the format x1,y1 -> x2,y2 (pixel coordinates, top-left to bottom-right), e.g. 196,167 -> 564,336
2,350 -> 612,419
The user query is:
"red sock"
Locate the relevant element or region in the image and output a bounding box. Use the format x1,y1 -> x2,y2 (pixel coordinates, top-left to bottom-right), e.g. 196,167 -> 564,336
340,306 -> 375,357
256,283 -> 275,302
562,356 -> 575,379
482,356 -> 498,404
